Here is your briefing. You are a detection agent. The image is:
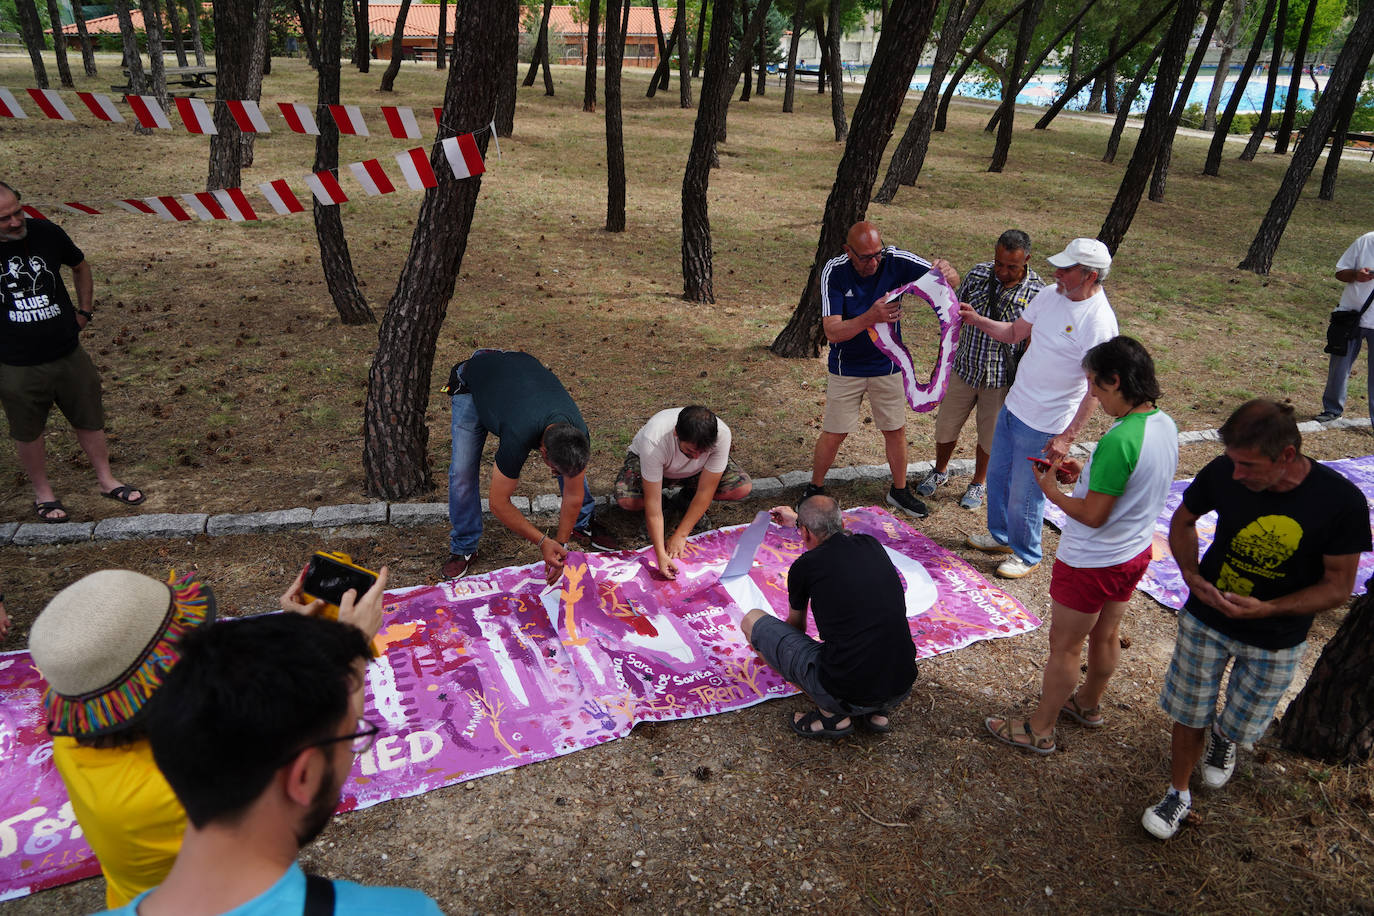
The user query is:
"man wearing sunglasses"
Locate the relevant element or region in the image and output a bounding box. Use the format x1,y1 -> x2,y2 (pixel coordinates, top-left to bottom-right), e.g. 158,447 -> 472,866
800,221 -> 960,519
110,612 -> 443,914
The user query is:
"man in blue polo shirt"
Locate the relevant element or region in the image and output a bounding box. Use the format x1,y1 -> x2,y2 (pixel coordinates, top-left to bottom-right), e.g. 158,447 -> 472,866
799,221 -> 960,519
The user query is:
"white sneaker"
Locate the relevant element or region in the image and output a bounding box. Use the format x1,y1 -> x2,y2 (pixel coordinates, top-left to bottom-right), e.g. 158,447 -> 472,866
996,556 -> 1038,579
959,483 -> 986,510
1201,728 -> 1237,789
966,532 -> 1013,554
915,469 -> 949,497
1142,790 -> 1191,840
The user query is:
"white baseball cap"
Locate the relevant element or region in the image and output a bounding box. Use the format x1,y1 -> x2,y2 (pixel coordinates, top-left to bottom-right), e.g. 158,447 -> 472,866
1046,238 -> 1112,270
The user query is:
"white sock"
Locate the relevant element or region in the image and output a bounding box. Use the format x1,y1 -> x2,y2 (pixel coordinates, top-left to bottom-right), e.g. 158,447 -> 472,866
1173,787 -> 1192,806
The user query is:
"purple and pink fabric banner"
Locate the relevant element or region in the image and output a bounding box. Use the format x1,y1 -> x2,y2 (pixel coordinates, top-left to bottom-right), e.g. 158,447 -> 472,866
0,508 -> 1036,900
1045,455 -> 1374,611
868,269 -> 962,413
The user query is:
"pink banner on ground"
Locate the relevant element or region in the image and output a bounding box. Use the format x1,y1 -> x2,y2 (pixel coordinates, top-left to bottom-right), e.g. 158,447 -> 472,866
867,269 -> 962,413
0,508 -> 1036,900
1044,455 -> 1374,611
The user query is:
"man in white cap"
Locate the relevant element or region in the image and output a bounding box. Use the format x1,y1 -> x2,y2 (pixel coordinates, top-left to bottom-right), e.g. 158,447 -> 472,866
957,237 -> 1119,579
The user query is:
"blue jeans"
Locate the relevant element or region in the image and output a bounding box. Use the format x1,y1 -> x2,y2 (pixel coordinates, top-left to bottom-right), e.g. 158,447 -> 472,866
985,406 -> 1054,566
1321,326 -> 1374,420
448,392 -> 594,556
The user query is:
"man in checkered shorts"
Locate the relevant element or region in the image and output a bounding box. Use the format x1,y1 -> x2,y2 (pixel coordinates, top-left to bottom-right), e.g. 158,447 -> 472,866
1142,400 -> 1370,840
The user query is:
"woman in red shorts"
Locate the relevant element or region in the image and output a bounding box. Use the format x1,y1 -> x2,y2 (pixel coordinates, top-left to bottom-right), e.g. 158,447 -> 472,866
985,336 -> 1178,753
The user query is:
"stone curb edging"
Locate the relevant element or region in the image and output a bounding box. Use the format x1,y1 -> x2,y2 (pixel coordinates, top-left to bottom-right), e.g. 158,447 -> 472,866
3,418 -> 1368,548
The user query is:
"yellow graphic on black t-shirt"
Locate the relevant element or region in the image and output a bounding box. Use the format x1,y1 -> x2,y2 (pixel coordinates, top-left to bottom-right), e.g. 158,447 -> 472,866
1215,514 -> 1302,596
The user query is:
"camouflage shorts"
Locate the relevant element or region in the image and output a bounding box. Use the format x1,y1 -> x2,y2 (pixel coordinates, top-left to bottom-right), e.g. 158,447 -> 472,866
614,450 -> 750,503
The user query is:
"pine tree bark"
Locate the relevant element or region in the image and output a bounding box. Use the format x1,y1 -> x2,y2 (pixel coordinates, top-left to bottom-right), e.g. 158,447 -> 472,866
164,0 -> 188,66
141,0 -> 169,113
114,2 -> 153,134
73,0 -> 98,76
677,0 -> 691,107
1034,1 -> 1177,130
240,0 -> 272,168
15,0 -> 49,90
1317,69 -> 1364,201
1276,585 -> 1374,763
1237,0 -> 1374,274
436,0 -> 447,69
313,0 -> 374,324
1203,0 -> 1246,131
754,22 -> 767,96
649,0 -> 668,91
291,0 -> 320,67
738,0 -> 754,102
605,0 -> 627,231
717,0 -> 773,144
524,0 -> 553,88
1273,0 -> 1318,154
771,0 -> 940,358
936,0 -> 1028,132
874,0 -> 982,202
1097,0 -> 1203,254
379,0 -> 412,91
1149,0 -> 1226,201
647,27 -> 678,97
825,0 -> 846,141
782,2 -> 804,112
693,0 -> 707,78
584,0 -> 601,111
987,0 -> 1043,172
1239,0 -> 1287,160
1103,36 -> 1164,164
208,0 -> 255,190
355,0 -> 370,72
986,0 -> 1097,135
362,0 -> 504,499
495,0 -> 518,136
45,0 -> 74,87
1204,0 -> 1277,174
681,0 -> 738,303
815,14 -> 828,94
186,0 -> 206,65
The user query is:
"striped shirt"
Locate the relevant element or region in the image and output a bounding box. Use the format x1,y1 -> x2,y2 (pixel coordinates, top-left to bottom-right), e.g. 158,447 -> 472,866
951,262 -> 1044,389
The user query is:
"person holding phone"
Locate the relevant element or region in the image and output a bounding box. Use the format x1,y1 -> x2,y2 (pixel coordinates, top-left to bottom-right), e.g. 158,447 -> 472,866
985,337 -> 1177,754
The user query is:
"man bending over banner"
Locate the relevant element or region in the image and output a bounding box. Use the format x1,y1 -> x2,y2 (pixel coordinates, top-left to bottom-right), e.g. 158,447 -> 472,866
740,495 -> 919,738
443,348 -> 620,581
615,405 -> 753,579
799,220 -> 959,520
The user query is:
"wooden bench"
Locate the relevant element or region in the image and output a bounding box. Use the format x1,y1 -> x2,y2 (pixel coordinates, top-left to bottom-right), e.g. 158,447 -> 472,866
113,65 -> 216,96
1294,127 -> 1374,162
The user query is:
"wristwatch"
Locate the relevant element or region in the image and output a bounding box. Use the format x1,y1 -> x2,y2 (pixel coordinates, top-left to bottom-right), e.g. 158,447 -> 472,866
76,309 -> 93,321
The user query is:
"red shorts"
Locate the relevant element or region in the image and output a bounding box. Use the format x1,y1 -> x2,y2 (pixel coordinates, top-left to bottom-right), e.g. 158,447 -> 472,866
1049,545 -> 1153,615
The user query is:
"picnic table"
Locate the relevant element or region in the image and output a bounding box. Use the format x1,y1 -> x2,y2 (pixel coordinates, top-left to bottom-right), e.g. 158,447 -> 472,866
1293,126 -> 1374,161
113,65 -> 216,97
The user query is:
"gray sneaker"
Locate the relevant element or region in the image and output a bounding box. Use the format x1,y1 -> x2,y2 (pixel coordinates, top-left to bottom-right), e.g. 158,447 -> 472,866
915,469 -> 949,497
959,483 -> 986,510
1314,411 -> 1341,423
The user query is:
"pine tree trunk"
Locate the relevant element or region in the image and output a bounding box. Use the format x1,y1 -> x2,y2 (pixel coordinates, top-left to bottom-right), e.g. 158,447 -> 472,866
1237,0 -> 1374,274
783,2 -> 803,112
114,2 -> 152,134
1318,71 -> 1363,201
291,0 -> 319,67
937,0 -> 1027,132
1274,0 -> 1317,154
987,0 -> 1043,172
240,0 -> 271,169
379,0 -> 412,91
45,0 -> 74,87
314,0 -> 374,324
1276,586 -> 1374,763
771,0 -> 940,358
986,0 -> 1097,136
1149,0 -> 1226,201
718,0 -> 773,145
1097,0 -> 1203,254
647,28 -> 678,98
1239,0 -> 1287,160
677,0 -> 691,106
15,0 -> 49,90
73,0 -> 98,76
1204,0 -> 1276,174
681,0 -> 738,303
141,0 -> 168,114
605,0 -> 626,231
185,0 -> 205,65
755,24 -> 766,96
826,0 -> 846,141
524,0 -> 552,86
355,0 -> 370,72
649,0 -> 668,91
1203,0 -> 1246,131
362,0 -> 504,499
436,0 -> 447,69
208,0 -> 254,190
495,0 -> 518,135
1105,38 -> 1165,165
164,0 -> 188,66
815,14 -> 828,93
584,0 -> 601,112
693,0 -> 707,78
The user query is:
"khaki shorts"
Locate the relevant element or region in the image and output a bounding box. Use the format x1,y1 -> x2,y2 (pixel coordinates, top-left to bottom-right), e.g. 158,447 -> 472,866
0,346 -> 105,442
822,372 -> 907,434
932,374 -> 1006,452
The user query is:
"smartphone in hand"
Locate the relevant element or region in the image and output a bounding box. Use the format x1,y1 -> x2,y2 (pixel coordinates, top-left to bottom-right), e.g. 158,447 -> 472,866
301,552 -> 378,610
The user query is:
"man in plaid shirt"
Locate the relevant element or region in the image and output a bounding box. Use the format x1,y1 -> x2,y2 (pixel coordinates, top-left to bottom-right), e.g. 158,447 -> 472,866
916,231 -> 1043,510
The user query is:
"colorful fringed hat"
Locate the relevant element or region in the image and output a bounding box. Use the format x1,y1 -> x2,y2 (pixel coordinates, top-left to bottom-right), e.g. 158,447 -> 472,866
29,570 -> 216,738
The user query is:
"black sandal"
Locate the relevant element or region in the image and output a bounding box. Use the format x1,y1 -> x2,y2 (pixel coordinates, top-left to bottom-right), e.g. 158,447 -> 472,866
791,709 -> 854,739
861,709 -> 893,733
34,500 -> 69,523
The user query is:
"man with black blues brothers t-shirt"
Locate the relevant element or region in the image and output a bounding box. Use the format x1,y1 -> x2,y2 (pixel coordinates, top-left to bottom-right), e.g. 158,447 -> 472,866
1142,399 -> 1371,841
799,221 -> 960,519
0,180 -> 144,523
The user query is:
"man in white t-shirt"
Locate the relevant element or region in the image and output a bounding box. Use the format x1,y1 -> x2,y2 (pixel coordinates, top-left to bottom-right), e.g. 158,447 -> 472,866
615,406 -> 752,578
1316,230 -> 1374,424
957,238 -> 1119,579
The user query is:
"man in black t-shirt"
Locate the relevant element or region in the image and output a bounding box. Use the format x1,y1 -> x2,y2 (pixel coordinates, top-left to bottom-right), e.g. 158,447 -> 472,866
0,181 -> 144,523
444,348 -> 619,583
1142,400 -> 1371,841
741,496 -> 918,738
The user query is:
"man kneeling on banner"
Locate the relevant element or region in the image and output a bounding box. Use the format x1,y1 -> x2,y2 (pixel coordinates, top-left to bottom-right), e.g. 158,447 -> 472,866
740,495 -> 919,738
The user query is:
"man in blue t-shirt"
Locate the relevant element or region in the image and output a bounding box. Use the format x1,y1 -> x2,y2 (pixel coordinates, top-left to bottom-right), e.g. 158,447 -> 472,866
108,613 -> 444,915
0,180 -> 144,523
799,221 -> 959,519
1142,400 -> 1371,841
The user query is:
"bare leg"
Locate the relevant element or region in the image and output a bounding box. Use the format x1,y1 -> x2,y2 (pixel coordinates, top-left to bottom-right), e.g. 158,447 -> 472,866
881,427 -> 909,489
1076,599 -> 1129,710
933,440 -> 957,474
810,431 -> 847,486
15,438 -> 58,505
972,444 -> 991,485
1029,600 -> 1096,735
74,428 -> 133,496
1171,722 -> 1206,792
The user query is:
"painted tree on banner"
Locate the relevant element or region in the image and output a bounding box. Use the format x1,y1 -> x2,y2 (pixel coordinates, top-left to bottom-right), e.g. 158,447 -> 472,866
362,3 -> 505,497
